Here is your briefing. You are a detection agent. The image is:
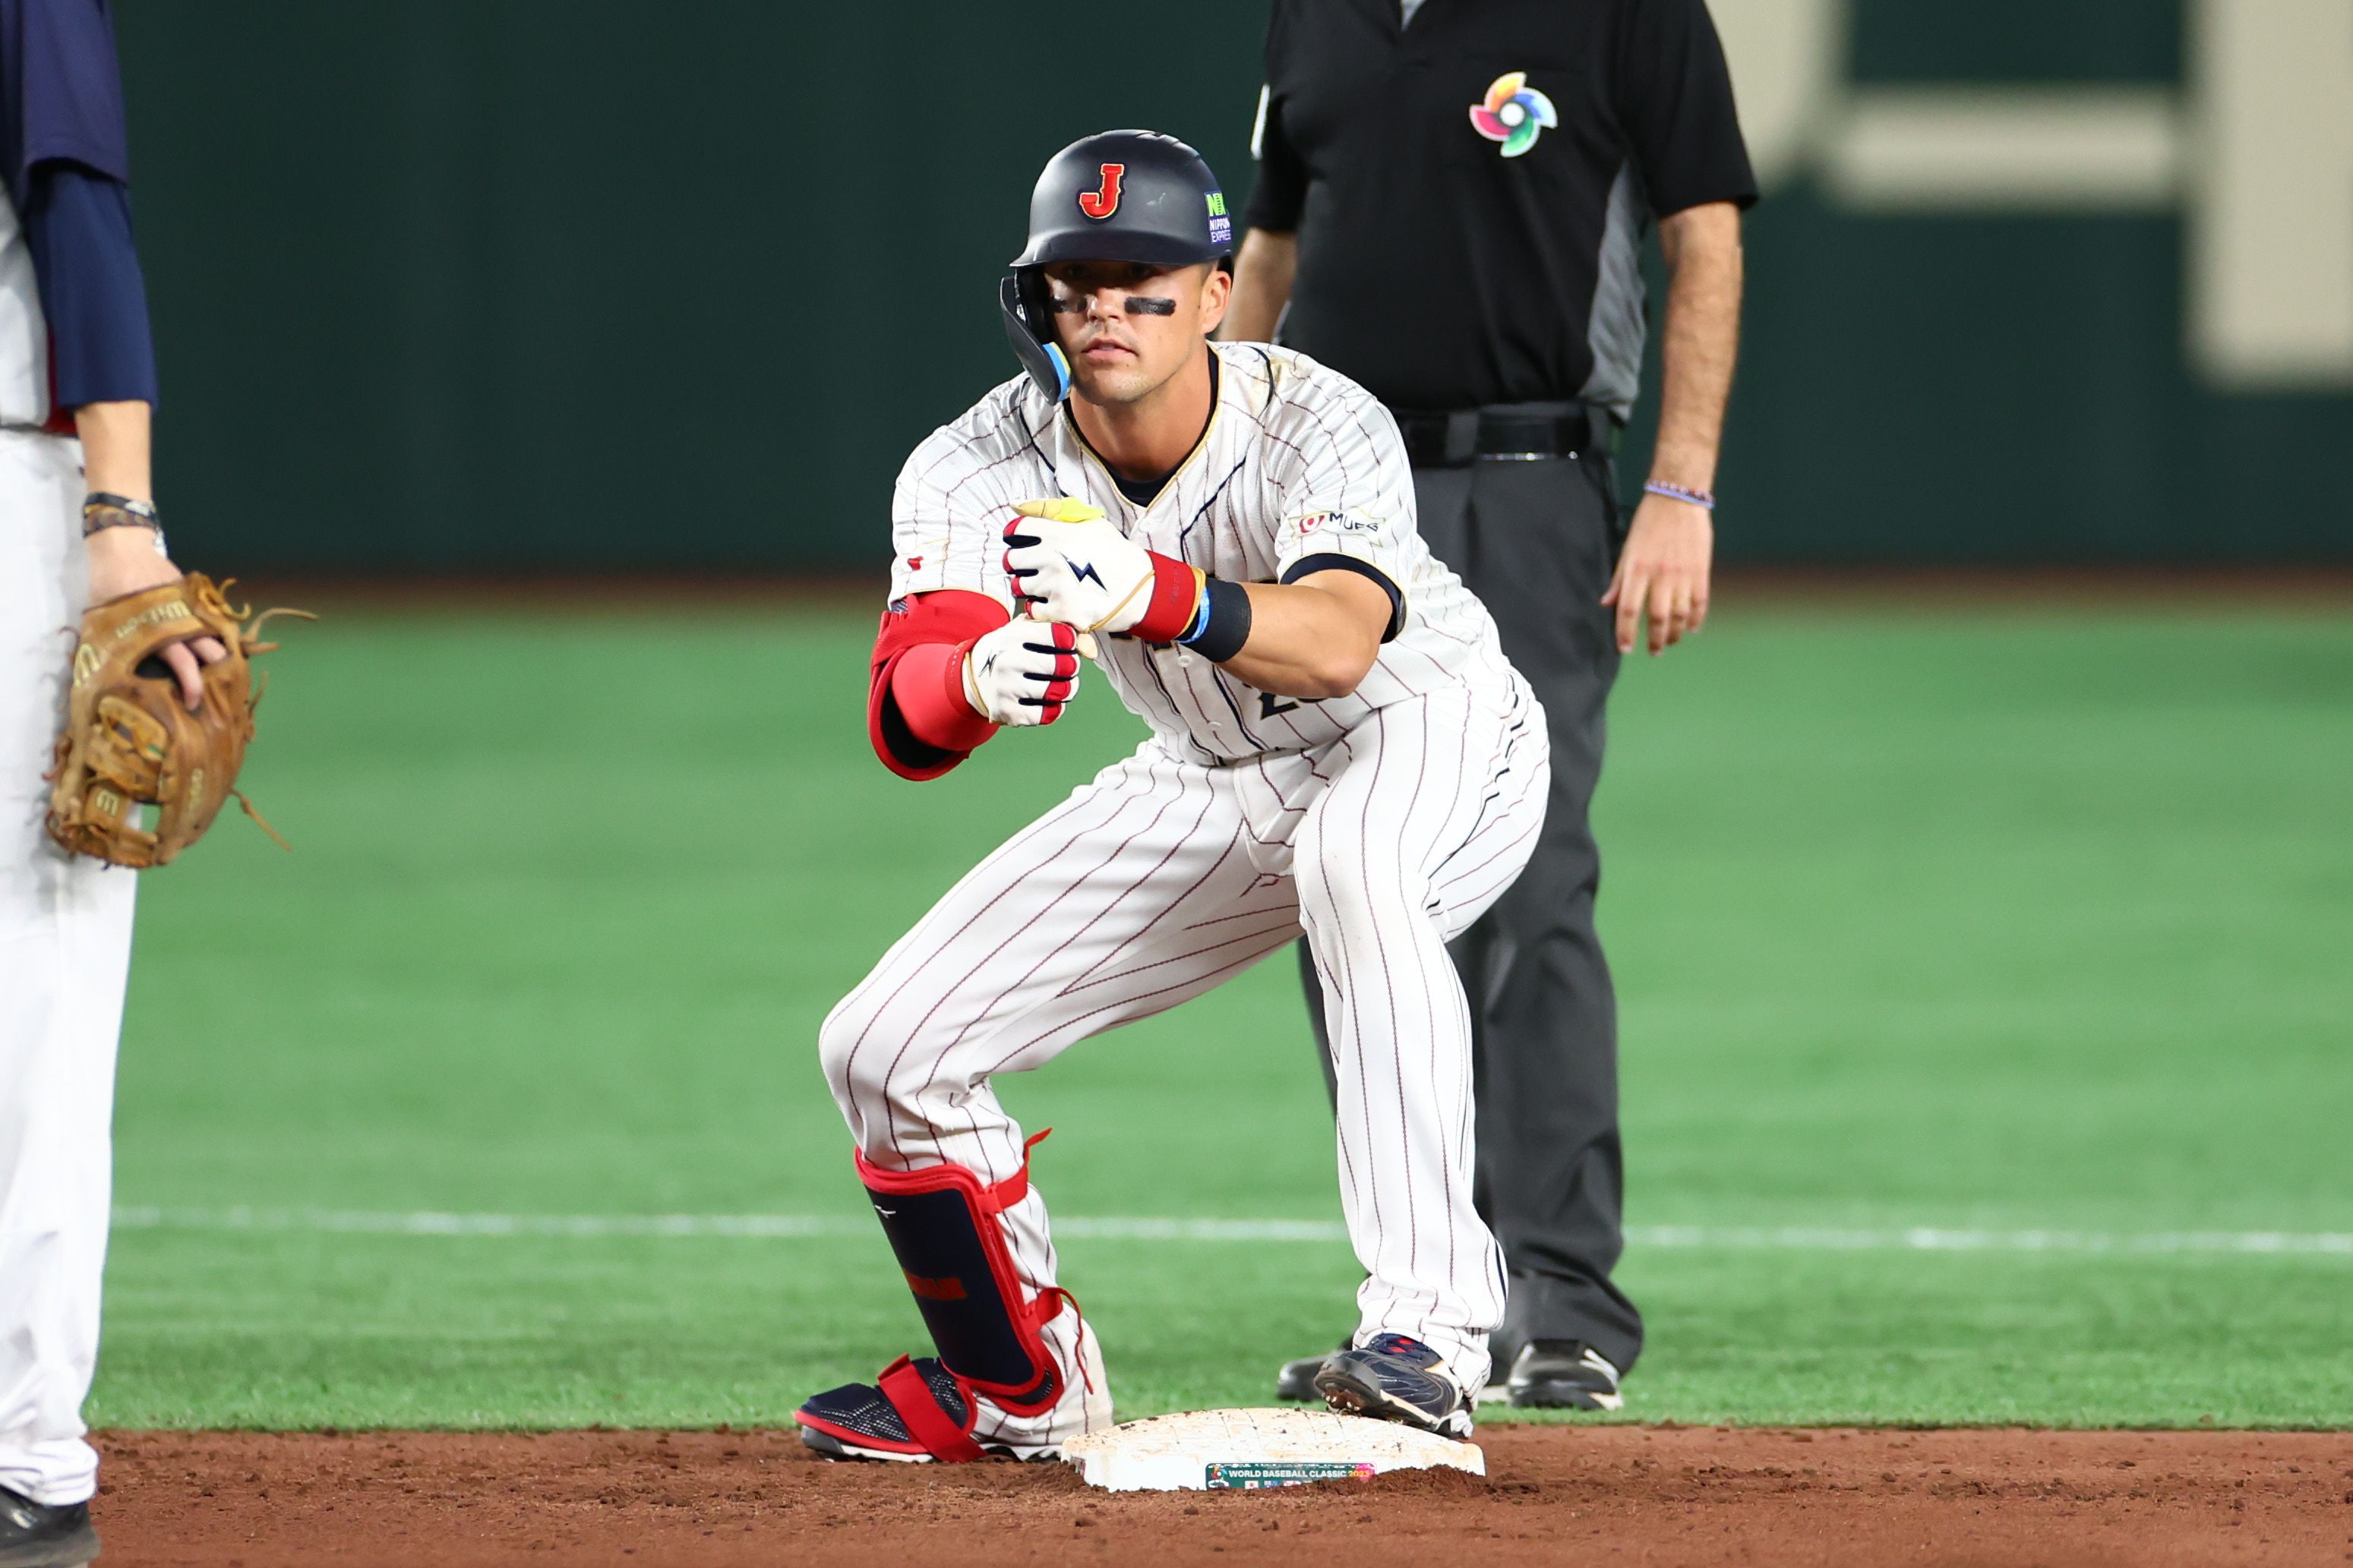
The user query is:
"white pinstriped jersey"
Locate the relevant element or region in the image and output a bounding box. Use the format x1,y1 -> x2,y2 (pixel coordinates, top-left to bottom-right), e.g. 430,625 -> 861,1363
888,342 -> 1521,764
0,190 -> 52,425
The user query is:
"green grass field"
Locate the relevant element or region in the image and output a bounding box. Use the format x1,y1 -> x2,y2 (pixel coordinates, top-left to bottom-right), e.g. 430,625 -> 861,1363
92,599 -> 2353,1432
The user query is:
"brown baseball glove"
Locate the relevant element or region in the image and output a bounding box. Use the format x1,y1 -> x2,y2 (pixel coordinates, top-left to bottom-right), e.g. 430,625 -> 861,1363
46,573 -> 312,869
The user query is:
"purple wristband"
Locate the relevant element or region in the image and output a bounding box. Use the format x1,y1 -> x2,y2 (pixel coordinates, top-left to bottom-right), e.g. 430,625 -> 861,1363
1644,480 -> 1715,510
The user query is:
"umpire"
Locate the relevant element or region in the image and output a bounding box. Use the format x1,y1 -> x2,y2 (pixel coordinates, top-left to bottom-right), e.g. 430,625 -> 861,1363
1223,0 -> 1754,1409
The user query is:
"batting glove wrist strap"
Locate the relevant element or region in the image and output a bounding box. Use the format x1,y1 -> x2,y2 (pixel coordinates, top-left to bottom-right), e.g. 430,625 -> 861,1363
1129,554 -> 1205,643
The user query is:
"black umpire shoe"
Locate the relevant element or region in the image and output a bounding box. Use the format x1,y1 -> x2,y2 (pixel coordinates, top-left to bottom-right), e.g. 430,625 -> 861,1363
1313,1334 -> 1474,1440
0,1484 -> 97,1568
1505,1339 -> 1625,1411
1273,1341 -> 1350,1402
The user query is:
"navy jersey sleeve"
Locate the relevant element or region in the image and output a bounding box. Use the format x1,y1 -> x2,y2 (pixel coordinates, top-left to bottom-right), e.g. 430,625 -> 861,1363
2,0 -> 153,409
1,0 -> 131,206
1613,0 -> 1757,216
24,161 -> 153,405
1240,5 -> 1308,233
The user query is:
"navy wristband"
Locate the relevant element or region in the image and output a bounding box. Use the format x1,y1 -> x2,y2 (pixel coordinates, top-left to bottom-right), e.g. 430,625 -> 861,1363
1184,578 -> 1252,664
1173,575 -> 1213,646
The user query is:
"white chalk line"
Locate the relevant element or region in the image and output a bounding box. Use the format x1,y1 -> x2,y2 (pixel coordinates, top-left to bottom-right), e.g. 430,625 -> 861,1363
106,1206 -> 2353,1257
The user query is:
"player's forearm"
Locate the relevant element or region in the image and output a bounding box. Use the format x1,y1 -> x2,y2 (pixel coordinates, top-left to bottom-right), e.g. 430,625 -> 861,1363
1217,573 -> 1388,700
1648,202 -> 1743,493
1217,229 -> 1297,342
76,399 -> 153,500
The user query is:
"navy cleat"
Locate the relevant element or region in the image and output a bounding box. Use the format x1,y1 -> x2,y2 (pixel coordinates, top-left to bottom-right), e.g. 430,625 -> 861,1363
795,1355 -> 1066,1464
1312,1333 -> 1474,1440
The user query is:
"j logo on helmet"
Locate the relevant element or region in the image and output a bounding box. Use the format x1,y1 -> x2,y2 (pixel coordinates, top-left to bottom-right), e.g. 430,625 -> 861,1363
1078,162 -> 1125,219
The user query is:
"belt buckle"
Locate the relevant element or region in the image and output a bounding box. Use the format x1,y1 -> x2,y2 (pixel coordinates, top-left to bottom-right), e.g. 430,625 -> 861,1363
1475,409 -> 1576,462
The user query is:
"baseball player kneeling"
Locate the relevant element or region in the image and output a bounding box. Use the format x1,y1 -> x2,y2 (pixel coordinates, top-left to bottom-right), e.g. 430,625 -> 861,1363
796,131 -> 1549,1462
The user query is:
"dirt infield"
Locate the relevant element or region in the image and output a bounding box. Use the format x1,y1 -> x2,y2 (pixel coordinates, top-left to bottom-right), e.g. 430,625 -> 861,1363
89,1425 -> 2350,1566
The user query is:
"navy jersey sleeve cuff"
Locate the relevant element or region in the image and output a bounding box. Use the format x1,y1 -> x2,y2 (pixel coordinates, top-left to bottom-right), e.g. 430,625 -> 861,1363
1280,552 -> 1406,642
22,160 -> 158,409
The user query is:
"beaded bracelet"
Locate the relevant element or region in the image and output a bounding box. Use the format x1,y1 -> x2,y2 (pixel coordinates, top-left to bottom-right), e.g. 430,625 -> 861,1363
1643,480 -> 1716,510
82,492 -> 161,534
82,494 -> 169,557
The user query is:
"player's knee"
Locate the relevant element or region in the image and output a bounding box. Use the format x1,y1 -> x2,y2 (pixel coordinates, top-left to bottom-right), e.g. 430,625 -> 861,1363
1295,823 -> 1410,931
816,989 -> 883,1116
817,981 -> 959,1131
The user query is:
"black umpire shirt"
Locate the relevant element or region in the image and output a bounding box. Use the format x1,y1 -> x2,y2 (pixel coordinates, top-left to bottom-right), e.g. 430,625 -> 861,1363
1244,0 -> 1757,418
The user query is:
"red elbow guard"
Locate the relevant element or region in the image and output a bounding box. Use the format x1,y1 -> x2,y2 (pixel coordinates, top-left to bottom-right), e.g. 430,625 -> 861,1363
891,642 -> 995,754
868,590 -> 1008,780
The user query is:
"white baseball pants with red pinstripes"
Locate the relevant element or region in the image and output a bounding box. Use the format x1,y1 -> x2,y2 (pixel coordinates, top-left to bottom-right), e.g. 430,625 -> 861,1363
821,674 -> 1547,1441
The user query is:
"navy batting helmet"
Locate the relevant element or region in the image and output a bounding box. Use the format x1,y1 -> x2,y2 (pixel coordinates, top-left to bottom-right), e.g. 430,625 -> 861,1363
1000,130 -> 1233,402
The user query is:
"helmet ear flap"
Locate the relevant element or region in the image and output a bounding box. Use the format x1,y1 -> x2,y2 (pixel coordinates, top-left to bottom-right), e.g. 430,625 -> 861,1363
1000,271 -> 1070,402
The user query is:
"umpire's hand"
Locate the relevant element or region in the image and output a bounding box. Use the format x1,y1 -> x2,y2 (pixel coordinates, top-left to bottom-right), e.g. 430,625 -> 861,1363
1603,494 -> 1713,655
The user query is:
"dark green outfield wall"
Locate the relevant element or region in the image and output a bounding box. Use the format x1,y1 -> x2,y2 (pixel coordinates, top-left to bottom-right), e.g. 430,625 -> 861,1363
116,2 -> 2352,570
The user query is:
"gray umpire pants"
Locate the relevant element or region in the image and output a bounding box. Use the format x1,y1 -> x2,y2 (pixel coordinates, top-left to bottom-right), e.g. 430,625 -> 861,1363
1299,447 -> 1644,1377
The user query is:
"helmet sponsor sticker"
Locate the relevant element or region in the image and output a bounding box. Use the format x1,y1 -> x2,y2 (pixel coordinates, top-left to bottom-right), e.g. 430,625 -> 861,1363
1206,189 -> 1232,248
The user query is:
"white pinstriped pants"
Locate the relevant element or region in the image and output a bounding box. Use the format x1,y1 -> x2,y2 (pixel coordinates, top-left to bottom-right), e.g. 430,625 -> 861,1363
0,429 -> 135,1507
820,675 -> 1548,1415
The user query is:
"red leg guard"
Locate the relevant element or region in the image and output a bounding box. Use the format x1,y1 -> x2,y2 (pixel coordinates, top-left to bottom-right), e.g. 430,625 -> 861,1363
858,1131 -> 1072,1417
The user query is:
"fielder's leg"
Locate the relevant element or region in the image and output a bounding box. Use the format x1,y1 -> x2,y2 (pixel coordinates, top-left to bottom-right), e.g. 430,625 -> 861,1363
804,744 -> 1301,1460
0,431 -> 137,1513
1287,683 -> 1549,1431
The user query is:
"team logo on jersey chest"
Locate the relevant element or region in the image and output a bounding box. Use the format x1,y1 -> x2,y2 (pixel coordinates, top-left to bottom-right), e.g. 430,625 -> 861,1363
1078,162 -> 1125,219
1470,72 -> 1558,158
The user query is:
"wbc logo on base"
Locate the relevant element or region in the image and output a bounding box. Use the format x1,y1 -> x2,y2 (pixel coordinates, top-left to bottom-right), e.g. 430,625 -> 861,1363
1078,162 -> 1125,219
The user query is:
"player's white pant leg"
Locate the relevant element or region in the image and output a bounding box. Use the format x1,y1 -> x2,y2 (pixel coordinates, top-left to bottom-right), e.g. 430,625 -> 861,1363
819,741 -> 1304,1445
1284,678 -> 1549,1399
0,429 -> 137,1508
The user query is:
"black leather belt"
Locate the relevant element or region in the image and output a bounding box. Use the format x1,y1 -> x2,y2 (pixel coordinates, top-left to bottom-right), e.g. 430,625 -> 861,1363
1394,405 -> 1621,469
